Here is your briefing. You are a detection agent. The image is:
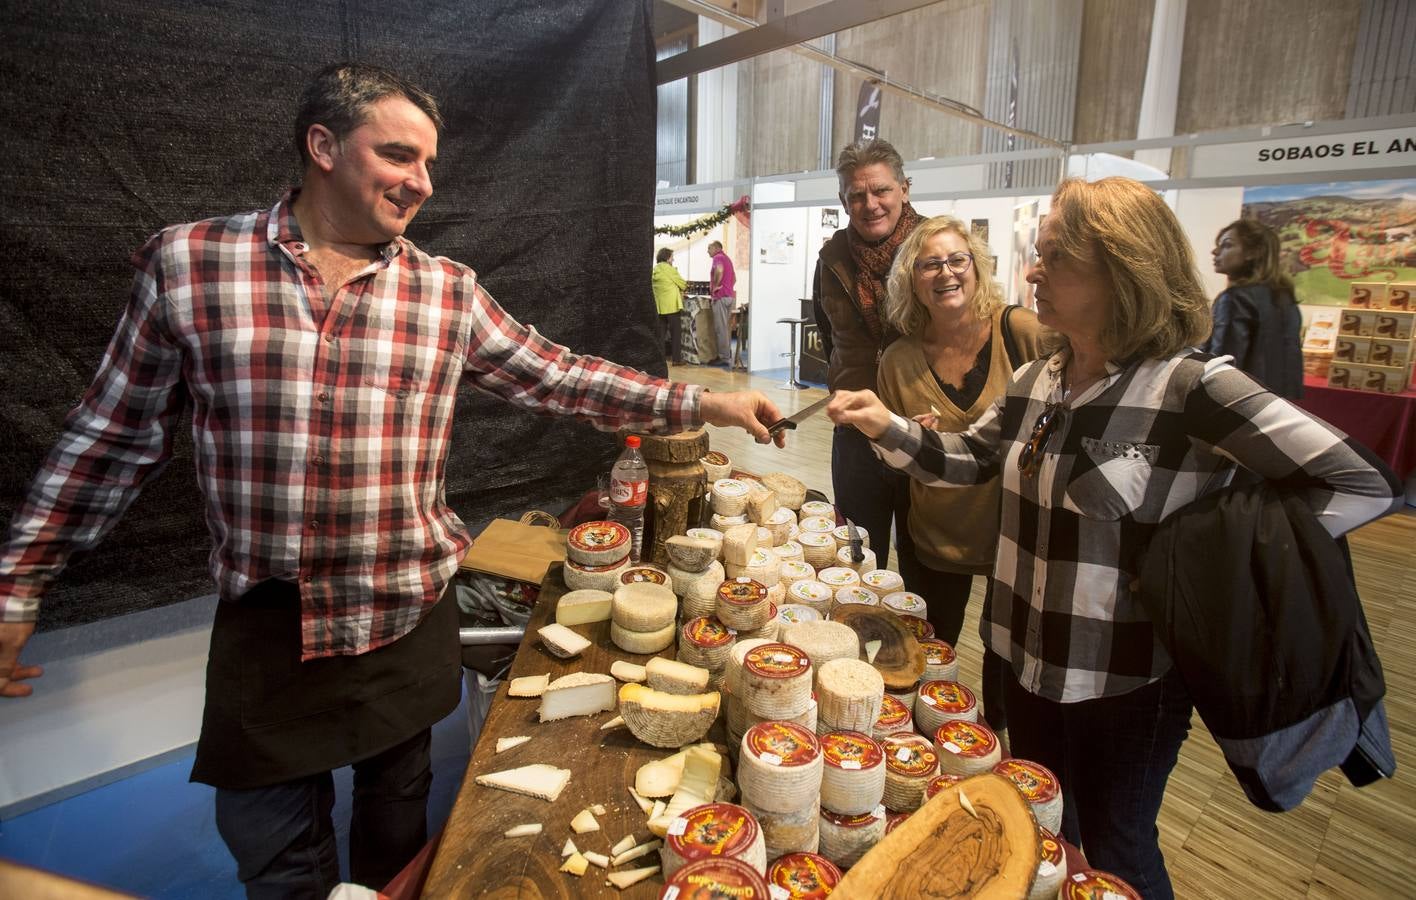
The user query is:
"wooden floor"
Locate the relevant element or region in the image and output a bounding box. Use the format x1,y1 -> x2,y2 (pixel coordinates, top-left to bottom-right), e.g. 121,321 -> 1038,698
675,362 -> 1416,900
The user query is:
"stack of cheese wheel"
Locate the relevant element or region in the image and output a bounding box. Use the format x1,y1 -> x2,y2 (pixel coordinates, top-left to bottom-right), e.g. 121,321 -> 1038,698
799,499 -> 835,519
660,801 -> 767,878
859,569 -> 904,598
674,567 -> 725,620
831,524 -> 869,550
762,472 -> 808,512
881,590 -> 928,619
817,566 -> 861,594
915,680 -> 979,734
716,577 -> 772,631
619,565 -> 670,587
994,758 -> 1064,833
738,721 -> 825,858
830,586 -> 878,616
872,694 -> 914,739
739,642 -> 814,720
771,540 -> 805,563
678,616 -> 736,680
766,852 -> 842,898
924,771 -> 966,800
711,478 -> 752,516
818,730 -> 887,815
1029,828 -> 1068,900
834,544 -> 877,575
816,658 -> 885,734
817,808 -> 886,870
564,520 -> 632,591
712,513 -> 749,530
736,603 -> 780,642
777,604 -> 821,628
609,581 -> 678,654
880,733 -> 939,812
779,620 -> 860,678
786,579 -> 833,616
1062,871 -> 1143,900
723,638 -> 776,751
797,514 -> 835,535
902,616 -> 935,641
662,856 -> 770,897
700,450 -> 733,481
797,532 -> 837,570
932,720 -> 1002,776
920,639 -> 959,682
726,548 -> 777,586
764,507 -> 797,545
778,559 -> 815,587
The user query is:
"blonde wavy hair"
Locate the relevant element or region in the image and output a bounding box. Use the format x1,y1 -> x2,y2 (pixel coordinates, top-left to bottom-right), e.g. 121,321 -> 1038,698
1047,177 -> 1211,360
884,215 -> 1005,336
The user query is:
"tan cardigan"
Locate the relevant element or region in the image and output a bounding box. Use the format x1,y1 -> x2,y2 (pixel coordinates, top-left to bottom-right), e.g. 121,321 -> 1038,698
876,305 -> 1049,574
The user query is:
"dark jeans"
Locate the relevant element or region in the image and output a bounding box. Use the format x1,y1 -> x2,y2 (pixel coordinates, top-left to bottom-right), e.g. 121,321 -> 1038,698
215,728 -> 433,899
909,563 -> 1009,732
656,311 -> 683,364
1006,667 -> 1192,900
830,425 -> 922,582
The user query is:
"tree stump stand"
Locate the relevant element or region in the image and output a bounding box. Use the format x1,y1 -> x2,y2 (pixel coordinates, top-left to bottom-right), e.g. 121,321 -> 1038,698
629,429 -> 711,567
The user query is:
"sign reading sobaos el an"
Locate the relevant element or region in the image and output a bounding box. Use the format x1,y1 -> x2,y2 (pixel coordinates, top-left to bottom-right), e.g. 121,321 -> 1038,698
1192,128 -> 1416,177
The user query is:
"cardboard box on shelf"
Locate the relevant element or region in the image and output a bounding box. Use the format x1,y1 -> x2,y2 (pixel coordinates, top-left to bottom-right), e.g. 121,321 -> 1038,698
1348,282 -> 1385,308
1379,282 -> 1411,311
1372,310 -> 1415,341
1302,307 -> 1342,353
1328,362 -> 1411,394
1302,351 -> 1332,379
1337,309 -> 1375,336
1368,338 -> 1412,369
1333,336 -> 1371,364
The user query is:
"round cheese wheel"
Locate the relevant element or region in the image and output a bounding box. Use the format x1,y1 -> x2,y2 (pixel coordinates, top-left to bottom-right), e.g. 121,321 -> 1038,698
681,590 -> 719,621
818,730 -> 887,816
925,772 -> 967,800
880,733 -> 939,812
770,540 -> 805,563
777,604 -> 821,627
764,507 -> 797,545
830,586 -> 878,617
816,808 -> 886,870
760,473 -> 808,511
995,758 -> 1064,834
661,801 -> 767,878
816,658 -> 885,734
766,852 -> 842,900
661,856 -> 769,899
1028,828 -> 1069,900
884,809 -> 910,834
800,500 -> 835,519
700,450 -> 733,480
914,679 -> 978,735
685,527 -> 724,558
778,620 -> 860,675
798,515 -> 836,535
619,565 -> 670,587
933,720 -> 1002,776
831,524 -> 871,550
611,581 -> 678,632
740,642 -> 814,719
671,559 -> 726,605
563,554 -> 631,592
565,520 -> 631,566
743,798 -> 820,861
872,693 -> 914,739
816,566 -> 861,590
609,619 -> 676,654
901,615 -> 935,641
859,569 -> 904,596
1061,870 -> 1142,900
724,548 -> 776,587
711,513 -> 749,530
786,579 -> 833,615
711,478 -> 751,516
738,721 -> 824,814
716,577 -> 772,631
678,615 -> 736,671
796,532 -> 836,569
834,544 -> 877,575
724,638 -> 776,698
881,590 -> 928,619
920,639 -> 960,682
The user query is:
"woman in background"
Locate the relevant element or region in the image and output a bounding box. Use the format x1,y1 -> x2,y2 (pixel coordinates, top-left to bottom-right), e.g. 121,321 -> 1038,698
1206,218 -> 1302,398
652,246 -> 687,365
875,215 -> 1049,737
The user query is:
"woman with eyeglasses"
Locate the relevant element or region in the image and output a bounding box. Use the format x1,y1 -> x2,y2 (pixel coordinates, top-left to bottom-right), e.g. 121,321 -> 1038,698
1206,218 -> 1303,399
828,177 -> 1400,898
874,215 -> 1050,739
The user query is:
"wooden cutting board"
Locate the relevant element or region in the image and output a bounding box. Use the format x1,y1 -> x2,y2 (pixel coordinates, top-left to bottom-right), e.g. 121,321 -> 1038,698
829,605 -> 925,691
834,773 -> 1040,898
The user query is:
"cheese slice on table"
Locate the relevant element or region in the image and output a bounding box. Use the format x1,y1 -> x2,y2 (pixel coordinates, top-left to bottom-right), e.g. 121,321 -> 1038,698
508,674 -> 550,697
618,683 -> 721,748
474,764 -> 571,802
610,660 -> 647,683
538,672 -> 616,722
537,622 -> 591,659
556,589 -> 613,625
646,656 -> 712,695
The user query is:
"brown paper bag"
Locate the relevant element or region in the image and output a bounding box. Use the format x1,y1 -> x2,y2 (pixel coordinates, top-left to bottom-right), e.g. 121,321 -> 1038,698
458,516 -> 567,585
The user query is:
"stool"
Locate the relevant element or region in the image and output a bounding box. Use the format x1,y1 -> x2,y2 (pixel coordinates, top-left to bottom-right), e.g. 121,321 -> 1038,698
776,316 -> 808,390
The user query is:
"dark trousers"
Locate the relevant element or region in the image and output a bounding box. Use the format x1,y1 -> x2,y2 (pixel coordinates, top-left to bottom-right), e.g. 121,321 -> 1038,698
909,563 -> 1009,732
1006,667 -> 1192,900
830,425 -> 922,582
656,311 -> 683,364
215,728 -> 433,899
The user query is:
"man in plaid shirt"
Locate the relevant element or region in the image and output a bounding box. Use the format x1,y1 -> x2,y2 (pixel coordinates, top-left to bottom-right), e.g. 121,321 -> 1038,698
0,64 -> 783,896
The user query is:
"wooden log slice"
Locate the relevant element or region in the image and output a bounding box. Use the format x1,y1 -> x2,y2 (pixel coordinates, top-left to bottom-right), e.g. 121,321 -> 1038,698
633,428 -> 711,463
835,773 -> 1039,898
829,605 -> 925,692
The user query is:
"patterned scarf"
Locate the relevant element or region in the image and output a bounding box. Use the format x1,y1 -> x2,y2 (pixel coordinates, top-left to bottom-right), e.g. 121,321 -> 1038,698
847,201 -> 924,341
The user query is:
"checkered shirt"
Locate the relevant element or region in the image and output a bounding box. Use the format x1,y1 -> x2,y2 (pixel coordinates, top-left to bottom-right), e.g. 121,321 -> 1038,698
0,193 -> 700,658
873,347 -> 1401,703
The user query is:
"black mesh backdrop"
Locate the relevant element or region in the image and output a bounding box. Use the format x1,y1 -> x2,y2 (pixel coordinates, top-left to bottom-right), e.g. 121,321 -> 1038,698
0,0 -> 664,631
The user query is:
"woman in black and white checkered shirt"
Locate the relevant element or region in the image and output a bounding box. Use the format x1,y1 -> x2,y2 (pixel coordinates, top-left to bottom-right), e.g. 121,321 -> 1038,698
828,176 -> 1401,899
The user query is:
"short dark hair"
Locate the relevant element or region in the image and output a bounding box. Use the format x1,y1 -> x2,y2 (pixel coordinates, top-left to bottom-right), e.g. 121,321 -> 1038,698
293,63 -> 443,166
656,247 -> 673,263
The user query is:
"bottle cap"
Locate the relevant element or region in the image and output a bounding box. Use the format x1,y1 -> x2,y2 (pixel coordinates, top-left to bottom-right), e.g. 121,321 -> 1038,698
625,435 -> 641,447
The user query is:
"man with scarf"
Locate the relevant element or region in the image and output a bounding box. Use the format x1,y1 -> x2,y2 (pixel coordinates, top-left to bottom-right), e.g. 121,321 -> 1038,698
815,139 -> 924,579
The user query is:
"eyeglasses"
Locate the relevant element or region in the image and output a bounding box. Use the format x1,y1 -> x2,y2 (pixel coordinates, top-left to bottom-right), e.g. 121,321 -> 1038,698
913,252 -> 974,277
1017,402 -> 1062,478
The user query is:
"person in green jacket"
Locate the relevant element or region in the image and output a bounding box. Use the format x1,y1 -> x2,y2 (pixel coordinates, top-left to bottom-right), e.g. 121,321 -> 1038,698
652,246 -> 688,364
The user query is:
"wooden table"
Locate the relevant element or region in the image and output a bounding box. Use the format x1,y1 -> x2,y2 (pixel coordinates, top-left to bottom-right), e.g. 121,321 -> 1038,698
422,565 -> 681,898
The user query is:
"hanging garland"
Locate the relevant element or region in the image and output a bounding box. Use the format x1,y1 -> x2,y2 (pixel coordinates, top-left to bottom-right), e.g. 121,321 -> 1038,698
654,196 -> 751,237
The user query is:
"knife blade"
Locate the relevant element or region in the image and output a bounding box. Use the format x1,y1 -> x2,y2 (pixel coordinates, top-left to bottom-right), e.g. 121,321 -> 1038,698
845,518 -> 864,564
766,393 -> 833,437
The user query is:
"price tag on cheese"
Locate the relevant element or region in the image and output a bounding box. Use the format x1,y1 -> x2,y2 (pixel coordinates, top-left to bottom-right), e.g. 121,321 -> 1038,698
761,752 -> 784,766
1039,861 -> 1057,877
841,760 -> 861,770
667,817 -> 689,836
872,804 -> 887,819
921,695 -> 938,706
896,747 -> 912,762
663,888 -> 681,900
769,887 -> 791,900
943,741 -> 962,753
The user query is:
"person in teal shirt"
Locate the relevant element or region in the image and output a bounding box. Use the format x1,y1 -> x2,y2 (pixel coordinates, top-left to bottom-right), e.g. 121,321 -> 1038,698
652,246 -> 687,364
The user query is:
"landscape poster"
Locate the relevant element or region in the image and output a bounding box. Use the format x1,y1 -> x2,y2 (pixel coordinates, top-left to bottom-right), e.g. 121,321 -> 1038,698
1241,179 -> 1416,306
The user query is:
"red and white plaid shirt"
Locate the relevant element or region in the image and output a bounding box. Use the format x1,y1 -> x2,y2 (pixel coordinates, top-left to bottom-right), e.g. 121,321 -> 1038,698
0,192 -> 701,658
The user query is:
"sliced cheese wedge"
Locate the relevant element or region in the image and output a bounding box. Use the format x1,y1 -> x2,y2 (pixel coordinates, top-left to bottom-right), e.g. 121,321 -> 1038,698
606,866 -> 660,890
571,808 -> 600,834
539,672 -> 616,722
560,851 -> 589,876
474,764 -> 570,802
495,735 -> 532,753
538,622 -> 591,659
508,674 -> 550,698
610,660 -> 648,683
618,683 -> 721,749
645,657 -> 711,695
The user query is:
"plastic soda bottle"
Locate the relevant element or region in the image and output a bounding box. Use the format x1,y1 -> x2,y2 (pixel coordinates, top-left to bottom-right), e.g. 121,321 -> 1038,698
608,435 -> 649,563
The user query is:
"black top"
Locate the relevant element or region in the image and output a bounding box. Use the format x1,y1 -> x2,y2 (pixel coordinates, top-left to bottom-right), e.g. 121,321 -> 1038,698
1205,283 -> 1304,400
931,334 -> 995,411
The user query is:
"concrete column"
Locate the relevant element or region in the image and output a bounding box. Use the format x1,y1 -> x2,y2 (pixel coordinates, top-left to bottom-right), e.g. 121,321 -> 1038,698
1134,0 -> 1187,174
